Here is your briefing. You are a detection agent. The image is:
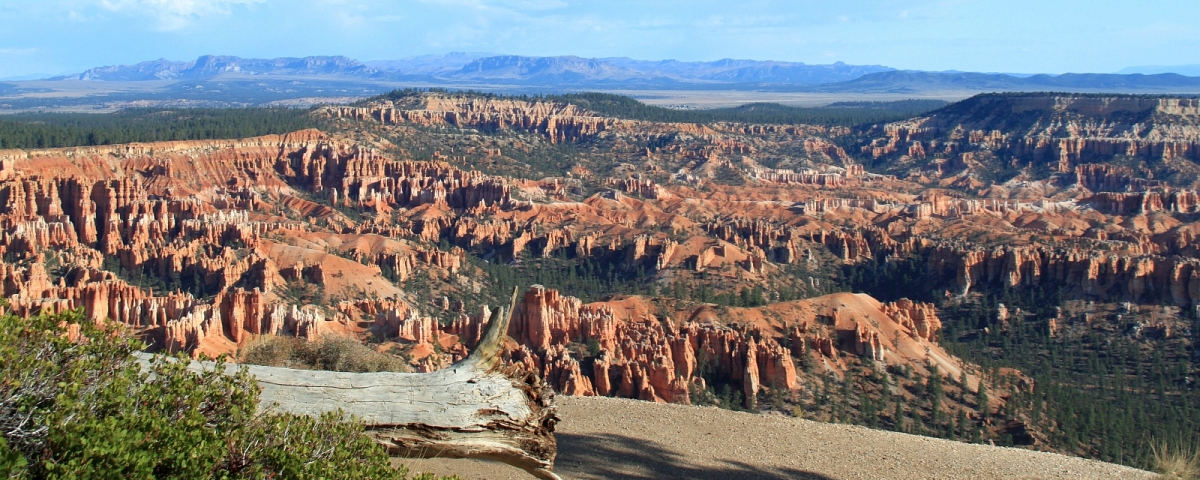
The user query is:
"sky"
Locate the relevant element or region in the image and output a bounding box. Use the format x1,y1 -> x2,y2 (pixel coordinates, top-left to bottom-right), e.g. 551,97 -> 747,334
0,0 -> 1198,79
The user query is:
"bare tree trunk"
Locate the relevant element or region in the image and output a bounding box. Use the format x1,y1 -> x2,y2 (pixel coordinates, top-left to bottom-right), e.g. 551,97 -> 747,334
143,289 -> 562,479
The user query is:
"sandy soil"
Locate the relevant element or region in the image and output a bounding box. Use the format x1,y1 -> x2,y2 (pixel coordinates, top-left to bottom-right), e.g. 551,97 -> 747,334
398,396 -> 1155,480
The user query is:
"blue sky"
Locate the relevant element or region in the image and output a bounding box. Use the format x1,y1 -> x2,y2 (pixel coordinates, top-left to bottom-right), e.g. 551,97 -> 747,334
0,0 -> 1197,78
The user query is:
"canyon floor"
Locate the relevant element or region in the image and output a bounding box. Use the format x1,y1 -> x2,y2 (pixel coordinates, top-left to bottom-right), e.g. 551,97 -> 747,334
400,396 -> 1153,480
3,91 -> 1198,474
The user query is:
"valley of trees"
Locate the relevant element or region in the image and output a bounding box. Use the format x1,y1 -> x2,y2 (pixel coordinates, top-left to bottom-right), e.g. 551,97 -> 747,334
0,108 -> 316,149
941,290 -> 1200,467
845,254 -> 1200,469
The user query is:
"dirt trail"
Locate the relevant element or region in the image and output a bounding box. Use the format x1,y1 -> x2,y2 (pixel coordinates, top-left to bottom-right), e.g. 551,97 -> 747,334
399,396 -> 1154,480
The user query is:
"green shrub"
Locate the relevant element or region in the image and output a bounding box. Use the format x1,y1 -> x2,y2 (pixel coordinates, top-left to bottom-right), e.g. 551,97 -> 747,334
585,338 -> 601,358
0,308 -> 448,479
221,410 -> 403,479
0,437 -> 26,477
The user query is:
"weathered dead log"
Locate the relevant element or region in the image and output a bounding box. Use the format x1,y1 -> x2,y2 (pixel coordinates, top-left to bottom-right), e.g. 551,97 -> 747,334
140,289 -> 561,479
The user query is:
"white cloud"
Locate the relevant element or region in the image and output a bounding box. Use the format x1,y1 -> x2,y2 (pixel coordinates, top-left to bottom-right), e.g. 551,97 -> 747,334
496,0 -> 567,10
415,0 -> 567,13
98,0 -> 265,30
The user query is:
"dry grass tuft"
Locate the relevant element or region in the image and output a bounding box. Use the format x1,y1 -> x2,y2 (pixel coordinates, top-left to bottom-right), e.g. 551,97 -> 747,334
240,334 -> 298,367
1152,438 -> 1200,480
240,335 -> 408,373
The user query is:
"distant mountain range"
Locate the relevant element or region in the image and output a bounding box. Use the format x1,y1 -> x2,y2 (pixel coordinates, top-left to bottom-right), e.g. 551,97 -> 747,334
1118,64 -> 1200,77
362,52 -> 494,76
53,55 -> 379,81
0,53 -> 1193,111
440,55 -> 895,86
808,70 -> 1200,94
55,53 -> 896,87
46,54 -> 1200,95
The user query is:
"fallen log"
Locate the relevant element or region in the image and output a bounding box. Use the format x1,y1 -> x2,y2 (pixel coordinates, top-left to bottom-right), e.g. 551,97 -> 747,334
140,289 -> 561,479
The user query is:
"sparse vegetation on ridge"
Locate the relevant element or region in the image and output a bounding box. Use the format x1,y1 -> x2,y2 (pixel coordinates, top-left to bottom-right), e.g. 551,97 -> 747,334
361,88 -> 948,126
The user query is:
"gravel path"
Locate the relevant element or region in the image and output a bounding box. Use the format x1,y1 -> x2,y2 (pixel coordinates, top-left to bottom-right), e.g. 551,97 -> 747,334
399,396 -> 1155,479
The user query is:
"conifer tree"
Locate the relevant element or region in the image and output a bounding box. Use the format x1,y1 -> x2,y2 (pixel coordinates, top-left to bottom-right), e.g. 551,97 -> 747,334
977,381 -> 989,415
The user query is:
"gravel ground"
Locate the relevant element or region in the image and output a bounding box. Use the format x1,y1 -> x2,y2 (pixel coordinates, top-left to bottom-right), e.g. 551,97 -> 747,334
398,396 -> 1156,480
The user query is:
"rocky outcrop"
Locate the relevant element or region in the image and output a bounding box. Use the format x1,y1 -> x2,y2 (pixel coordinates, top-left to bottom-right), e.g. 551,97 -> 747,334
1075,164 -> 1160,192
882,299 -> 942,342
1082,190 -> 1200,215
748,168 -> 846,187
862,94 -> 1200,178
325,97 -> 619,144
0,132 -> 524,356
422,286 -> 953,407
927,244 -> 1200,305
510,285 -> 585,351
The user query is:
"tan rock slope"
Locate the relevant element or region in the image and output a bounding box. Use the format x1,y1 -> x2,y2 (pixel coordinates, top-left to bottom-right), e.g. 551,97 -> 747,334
401,396 -> 1153,480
